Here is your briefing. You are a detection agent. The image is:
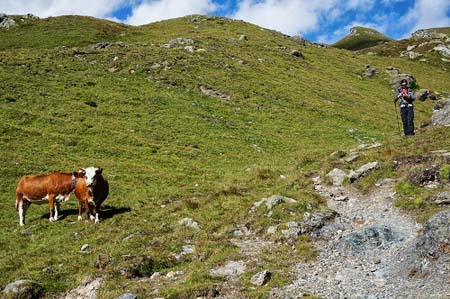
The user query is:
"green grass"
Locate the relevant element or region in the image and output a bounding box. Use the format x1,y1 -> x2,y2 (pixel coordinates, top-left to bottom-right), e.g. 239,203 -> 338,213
1,14 -> 450,298
332,26 -> 393,51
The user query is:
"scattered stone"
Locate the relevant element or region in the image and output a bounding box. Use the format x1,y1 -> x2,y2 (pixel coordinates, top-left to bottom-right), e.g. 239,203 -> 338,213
174,245 -> 195,260
290,50 -> 304,58
407,166 -> 440,186
326,168 -> 348,186
432,100 -> 450,126
299,210 -> 338,236
179,217 -> 200,229
251,195 -> 297,211
429,191 -> 450,205
364,65 -> 378,78
184,45 -> 195,53
412,29 -> 448,40
233,224 -> 251,237
116,293 -> 138,299
64,277 -> 103,299
345,154 -> 360,163
416,89 -> 430,101
385,66 -> 401,76
251,270 -> 272,286
108,67 -> 119,73
3,280 -> 43,299
91,41 -> 127,50
0,15 -> 16,29
239,35 -> 248,41
291,35 -> 306,46
334,195 -> 349,202
416,210 -> 450,258
210,261 -> 246,277
267,225 -> 278,235
199,85 -> 230,100
348,161 -> 380,182
281,221 -> 301,239
162,38 -> 194,48
330,150 -> 346,158
80,244 -> 89,252
433,45 -> 450,57
389,74 -> 417,89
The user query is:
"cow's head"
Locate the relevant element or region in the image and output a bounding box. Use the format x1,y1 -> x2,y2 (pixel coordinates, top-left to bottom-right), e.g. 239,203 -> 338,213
80,167 -> 103,187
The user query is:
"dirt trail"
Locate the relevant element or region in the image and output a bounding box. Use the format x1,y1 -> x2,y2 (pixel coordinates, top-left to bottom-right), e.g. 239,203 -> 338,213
275,178 -> 450,299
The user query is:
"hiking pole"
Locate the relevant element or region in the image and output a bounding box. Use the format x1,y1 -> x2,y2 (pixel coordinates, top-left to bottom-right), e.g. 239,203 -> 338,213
394,101 -> 401,136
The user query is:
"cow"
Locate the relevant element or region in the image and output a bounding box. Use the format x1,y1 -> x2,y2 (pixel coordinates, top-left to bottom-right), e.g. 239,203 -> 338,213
74,167 -> 109,224
15,170 -> 86,226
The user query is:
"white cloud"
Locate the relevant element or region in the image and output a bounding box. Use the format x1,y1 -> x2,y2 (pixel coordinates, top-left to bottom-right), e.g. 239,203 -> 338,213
403,0 -> 450,34
124,0 -> 218,25
346,0 -> 375,11
0,0 -> 125,18
230,0 -> 341,35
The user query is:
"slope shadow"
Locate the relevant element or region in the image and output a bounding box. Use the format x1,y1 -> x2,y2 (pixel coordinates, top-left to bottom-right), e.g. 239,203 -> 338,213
41,205 -> 131,221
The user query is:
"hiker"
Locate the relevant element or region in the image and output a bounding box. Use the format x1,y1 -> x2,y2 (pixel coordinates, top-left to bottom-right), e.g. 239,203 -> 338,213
394,79 -> 415,136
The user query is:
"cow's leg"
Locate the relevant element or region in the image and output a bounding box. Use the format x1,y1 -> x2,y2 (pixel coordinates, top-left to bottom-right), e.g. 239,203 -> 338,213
85,200 -> 91,221
54,202 -> 60,220
94,203 -> 101,224
48,194 -> 56,222
16,193 -> 24,226
77,200 -> 83,221
19,200 -> 31,226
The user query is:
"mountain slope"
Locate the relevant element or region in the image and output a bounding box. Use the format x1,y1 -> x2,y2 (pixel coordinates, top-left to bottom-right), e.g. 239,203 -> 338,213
332,26 -> 393,51
1,15 -> 450,298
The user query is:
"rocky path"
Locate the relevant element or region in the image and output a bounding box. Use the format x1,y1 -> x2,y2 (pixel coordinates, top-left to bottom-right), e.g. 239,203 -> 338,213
274,178 -> 450,299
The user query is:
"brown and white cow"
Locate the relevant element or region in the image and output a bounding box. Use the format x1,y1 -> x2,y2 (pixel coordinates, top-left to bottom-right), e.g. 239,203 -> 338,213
15,170 -> 86,226
74,167 -> 109,223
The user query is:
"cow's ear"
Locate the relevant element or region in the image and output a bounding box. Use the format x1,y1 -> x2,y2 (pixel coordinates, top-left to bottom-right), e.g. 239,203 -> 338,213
96,168 -> 103,174
77,168 -> 86,176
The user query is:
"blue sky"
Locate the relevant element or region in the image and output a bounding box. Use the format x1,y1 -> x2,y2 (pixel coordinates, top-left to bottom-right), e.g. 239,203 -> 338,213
1,0 -> 450,43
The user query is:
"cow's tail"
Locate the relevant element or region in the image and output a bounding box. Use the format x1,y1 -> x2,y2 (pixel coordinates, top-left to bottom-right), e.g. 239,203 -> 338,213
15,192 -> 21,211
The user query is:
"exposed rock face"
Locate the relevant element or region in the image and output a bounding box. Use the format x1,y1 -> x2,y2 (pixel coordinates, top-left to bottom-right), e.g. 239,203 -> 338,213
412,29 -> 448,40
91,41 -> 128,50
64,277 -> 104,299
116,293 -> 138,299
416,210 -> 450,258
348,161 -> 380,182
210,261 -> 246,277
2,280 -> 43,299
344,225 -> 396,252
0,15 -> 16,29
428,191 -> 450,205
432,100 -> 450,126
326,168 -> 348,186
433,45 -> 450,57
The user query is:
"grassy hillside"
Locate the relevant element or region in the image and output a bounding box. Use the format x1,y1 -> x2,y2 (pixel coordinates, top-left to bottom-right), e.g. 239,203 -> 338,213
1,15 -> 450,298
332,26 -> 393,51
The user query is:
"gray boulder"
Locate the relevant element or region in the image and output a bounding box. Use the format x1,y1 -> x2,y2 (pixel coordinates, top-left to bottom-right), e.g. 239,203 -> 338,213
178,217 -> 200,229
3,280 -> 43,299
433,45 -> 450,57
252,195 -> 297,211
290,50 -> 304,58
326,168 -> 348,186
162,38 -> 194,48
344,225 -> 396,252
0,16 -> 16,29
116,293 -> 138,299
239,35 -> 248,41
349,161 -> 380,182
432,100 -> 450,126
429,191 -> 450,205
251,270 -> 272,286
210,260 -> 246,277
291,35 -> 306,46
416,89 -> 430,101
389,74 -> 417,89
416,210 -> 450,257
